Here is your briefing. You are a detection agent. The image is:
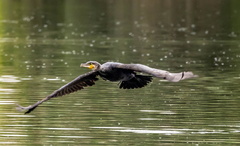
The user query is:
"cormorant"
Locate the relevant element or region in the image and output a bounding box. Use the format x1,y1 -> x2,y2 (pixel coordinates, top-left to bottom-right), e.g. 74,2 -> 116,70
16,61 -> 197,114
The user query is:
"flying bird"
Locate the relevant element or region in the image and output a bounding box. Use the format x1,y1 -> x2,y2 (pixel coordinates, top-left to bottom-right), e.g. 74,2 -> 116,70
16,61 -> 197,114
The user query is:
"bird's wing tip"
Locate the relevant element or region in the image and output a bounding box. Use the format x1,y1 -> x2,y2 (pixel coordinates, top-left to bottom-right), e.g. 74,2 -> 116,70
166,71 -> 198,82
182,72 -> 198,80
15,103 -> 31,113
193,74 -> 199,78
15,103 -> 25,111
184,71 -> 198,78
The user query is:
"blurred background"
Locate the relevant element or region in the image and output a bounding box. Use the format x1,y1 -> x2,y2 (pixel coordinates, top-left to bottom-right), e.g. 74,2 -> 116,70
0,0 -> 240,145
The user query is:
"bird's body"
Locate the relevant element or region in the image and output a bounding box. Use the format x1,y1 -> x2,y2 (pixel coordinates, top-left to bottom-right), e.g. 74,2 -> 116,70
16,61 -> 197,114
98,62 -> 133,81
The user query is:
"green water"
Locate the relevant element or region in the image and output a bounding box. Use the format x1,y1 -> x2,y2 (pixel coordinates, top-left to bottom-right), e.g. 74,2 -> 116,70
0,0 -> 240,145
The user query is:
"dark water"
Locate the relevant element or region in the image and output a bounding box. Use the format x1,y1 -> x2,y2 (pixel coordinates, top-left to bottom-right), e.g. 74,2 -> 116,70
1,0 -> 240,145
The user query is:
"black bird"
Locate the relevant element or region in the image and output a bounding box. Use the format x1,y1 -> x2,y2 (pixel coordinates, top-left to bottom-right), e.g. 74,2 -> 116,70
16,61 -> 197,114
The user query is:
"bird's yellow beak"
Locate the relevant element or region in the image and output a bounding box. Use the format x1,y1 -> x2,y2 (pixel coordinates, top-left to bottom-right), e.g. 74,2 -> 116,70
80,63 -> 95,69
88,64 -> 95,69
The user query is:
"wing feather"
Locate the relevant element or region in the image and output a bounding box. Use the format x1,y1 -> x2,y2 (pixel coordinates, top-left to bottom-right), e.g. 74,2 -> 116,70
113,63 -> 197,82
16,71 -> 99,114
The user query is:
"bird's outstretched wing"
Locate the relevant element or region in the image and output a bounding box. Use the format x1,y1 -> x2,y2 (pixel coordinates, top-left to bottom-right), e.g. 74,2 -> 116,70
113,63 -> 198,82
16,71 -> 99,114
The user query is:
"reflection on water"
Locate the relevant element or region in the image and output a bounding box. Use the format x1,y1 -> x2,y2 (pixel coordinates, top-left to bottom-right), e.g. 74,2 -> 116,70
0,75 -> 21,83
0,0 -> 240,145
93,127 -> 184,134
139,110 -> 176,114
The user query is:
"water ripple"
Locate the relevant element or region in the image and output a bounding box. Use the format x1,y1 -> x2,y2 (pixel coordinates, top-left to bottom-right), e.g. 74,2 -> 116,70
47,135 -> 91,139
0,101 -> 15,104
0,75 -> 21,83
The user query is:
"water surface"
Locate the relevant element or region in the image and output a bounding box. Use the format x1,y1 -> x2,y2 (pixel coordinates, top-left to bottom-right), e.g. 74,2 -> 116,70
0,0 -> 240,145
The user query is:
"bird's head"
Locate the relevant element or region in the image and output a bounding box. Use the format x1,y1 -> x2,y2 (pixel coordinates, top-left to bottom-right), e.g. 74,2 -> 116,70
80,61 -> 101,70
